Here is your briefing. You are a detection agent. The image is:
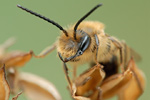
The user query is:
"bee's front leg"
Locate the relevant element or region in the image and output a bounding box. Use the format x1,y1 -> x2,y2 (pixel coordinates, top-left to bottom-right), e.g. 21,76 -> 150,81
73,65 -> 77,81
94,34 -> 101,67
58,52 -> 72,92
32,43 -> 56,58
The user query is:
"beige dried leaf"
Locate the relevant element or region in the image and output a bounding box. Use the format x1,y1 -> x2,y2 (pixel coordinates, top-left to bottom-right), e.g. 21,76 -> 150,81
72,65 -> 105,100
118,59 -> 145,100
1,51 -> 33,68
101,68 -> 133,99
0,65 -> 10,100
0,38 -> 33,68
76,65 -> 105,95
69,58 -> 145,100
18,72 -> 62,100
72,83 -> 90,100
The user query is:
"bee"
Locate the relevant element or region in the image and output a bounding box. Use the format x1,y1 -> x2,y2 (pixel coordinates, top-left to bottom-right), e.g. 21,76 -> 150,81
17,3 -> 141,80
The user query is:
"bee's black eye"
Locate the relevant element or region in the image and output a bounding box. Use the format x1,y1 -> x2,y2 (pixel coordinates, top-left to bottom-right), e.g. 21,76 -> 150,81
75,33 -> 91,57
76,30 -> 91,54
76,35 -> 90,57
80,35 -> 91,52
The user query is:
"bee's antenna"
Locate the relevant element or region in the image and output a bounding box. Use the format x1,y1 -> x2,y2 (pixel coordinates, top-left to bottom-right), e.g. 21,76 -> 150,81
17,4 -> 68,37
74,3 -> 103,40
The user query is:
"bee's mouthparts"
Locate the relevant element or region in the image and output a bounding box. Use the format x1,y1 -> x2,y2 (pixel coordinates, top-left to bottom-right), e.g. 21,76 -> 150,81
64,58 -> 69,62
58,52 -> 78,63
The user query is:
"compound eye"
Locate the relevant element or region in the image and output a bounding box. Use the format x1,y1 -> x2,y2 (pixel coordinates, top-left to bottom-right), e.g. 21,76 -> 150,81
79,35 -> 91,52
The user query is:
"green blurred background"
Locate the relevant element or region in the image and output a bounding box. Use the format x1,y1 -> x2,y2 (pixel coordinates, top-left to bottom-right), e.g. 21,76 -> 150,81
0,0 -> 149,100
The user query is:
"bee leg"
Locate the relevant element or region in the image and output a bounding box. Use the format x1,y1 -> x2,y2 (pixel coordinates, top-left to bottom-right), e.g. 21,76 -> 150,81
73,65 -> 77,81
108,37 -> 124,72
58,52 -> 73,92
32,43 -> 56,58
94,34 -> 101,66
63,62 -> 73,92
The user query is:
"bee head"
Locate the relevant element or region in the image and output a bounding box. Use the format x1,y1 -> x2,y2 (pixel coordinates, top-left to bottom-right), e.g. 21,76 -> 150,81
58,29 -> 91,62
58,3 -> 102,62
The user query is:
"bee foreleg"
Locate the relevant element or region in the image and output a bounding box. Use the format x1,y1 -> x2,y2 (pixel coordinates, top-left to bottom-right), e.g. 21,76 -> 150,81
73,65 -> 77,81
108,37 -> 124,72
63,62 -> 73,92
58,52 -> 73,92
32,43 -> 56,58
94,34 -> 100,66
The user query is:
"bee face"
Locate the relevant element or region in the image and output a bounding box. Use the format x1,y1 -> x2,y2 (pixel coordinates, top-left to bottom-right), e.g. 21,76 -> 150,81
57,30 -> 91,62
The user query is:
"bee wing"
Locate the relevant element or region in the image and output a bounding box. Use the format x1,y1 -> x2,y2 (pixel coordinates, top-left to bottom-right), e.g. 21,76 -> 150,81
130,48 -> 142,62
122,41 -> 142,62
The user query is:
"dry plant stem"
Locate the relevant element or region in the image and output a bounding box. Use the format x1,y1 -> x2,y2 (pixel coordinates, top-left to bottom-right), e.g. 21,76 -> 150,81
12,91 -> 22,100
132,70 -> 143,92
32,43 -> 56,58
